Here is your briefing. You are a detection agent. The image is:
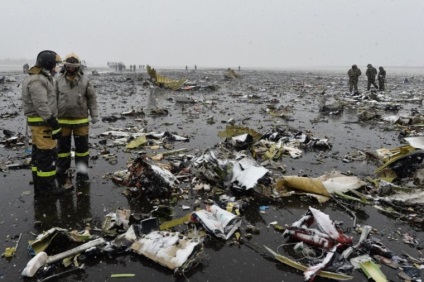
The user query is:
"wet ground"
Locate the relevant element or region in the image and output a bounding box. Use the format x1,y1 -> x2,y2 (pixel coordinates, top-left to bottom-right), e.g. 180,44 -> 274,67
1,67 -> 424,281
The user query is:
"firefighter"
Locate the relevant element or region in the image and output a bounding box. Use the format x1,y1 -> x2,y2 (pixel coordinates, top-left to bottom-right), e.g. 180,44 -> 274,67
56,53 -> 98,187
22,50 -> 64,197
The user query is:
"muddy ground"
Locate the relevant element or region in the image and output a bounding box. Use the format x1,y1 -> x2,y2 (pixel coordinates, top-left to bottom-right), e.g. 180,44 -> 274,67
1,67 -> 424,281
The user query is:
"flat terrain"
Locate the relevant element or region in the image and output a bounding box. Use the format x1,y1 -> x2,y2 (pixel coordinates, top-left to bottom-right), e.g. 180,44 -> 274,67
1,67 -> 424,281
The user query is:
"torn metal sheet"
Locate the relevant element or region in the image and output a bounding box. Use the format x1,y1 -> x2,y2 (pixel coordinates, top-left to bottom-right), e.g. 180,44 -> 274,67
283,207 -> 352,249
229,154 -> 269,191
218,125 -> 262,142
191,204 -> 241,240
304,245 -> 338,281
130,231 -> 203,274
190,149 -> 229,183
29,228 -> 92,255
405,136 -> 424,149
112,157 -> 177,198
275,171 -> 366,199
147,65 -> 187,90
102,208 -> 132,236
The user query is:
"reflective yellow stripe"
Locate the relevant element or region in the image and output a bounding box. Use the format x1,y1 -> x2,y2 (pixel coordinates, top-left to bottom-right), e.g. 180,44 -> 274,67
75,151 -> 89,157
27,116 -> 44,122
31,166 -> 37,172
58,118 -> 89,125
58,152 -> 71,158
52,128 -> 61,135
37,170 -> 56,177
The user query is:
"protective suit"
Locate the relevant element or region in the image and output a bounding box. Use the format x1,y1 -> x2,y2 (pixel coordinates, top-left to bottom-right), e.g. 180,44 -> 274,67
55,53 -> 98,186
22,50 -> 63,196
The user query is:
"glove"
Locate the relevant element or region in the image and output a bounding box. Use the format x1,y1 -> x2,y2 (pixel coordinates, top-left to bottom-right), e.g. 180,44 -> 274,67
46,116 -> 62,140
91,117 -> 99,124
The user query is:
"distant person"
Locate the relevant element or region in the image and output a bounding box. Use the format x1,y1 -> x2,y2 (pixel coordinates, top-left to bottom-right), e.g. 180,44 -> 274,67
23,63 -> 29,74
238,66 -> 241,71
348,64 -> 361,95
55,52 -> 98,187
365,64 -> 378,91
378,66 -> 386,91
194,65 -> 197,71
22,50 -> 64,197
185,65 -> 188,72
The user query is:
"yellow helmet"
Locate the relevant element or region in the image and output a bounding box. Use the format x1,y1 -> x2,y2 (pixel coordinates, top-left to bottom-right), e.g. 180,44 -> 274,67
63,52 -> 81,67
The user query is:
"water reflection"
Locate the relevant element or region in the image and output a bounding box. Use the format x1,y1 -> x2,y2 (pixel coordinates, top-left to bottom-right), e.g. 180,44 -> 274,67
33,179 -> 92,230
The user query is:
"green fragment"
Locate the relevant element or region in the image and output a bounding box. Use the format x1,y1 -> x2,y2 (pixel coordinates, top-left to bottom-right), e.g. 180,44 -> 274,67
111,273 -> 136,278
272,224 -> 285,232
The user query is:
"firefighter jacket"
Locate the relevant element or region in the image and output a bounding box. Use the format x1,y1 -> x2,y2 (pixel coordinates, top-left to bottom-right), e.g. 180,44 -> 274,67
22,67 -> 58,124
56,72 -> 98,126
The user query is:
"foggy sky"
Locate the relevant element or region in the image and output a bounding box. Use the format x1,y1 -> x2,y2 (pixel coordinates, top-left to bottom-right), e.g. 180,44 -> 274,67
2,0 -> 423,68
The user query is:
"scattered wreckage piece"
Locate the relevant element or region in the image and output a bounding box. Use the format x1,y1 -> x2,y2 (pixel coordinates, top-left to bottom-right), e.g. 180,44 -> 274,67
223,68 -> 239,80
130,230 -> 204,275
146,65 -> 187,90
190,149 -> 273,197
264,246 -> 354,281
354,257 -> 388,282
112,156 -> 178,199
375,148 -> 424,180
283,207 -> 353,249
102,208 -> 132,237
275,171 -> 366,202
28,228 -> 92,255
229,153 -> 270,192
22,238 -> 105,277
190,204 -> 241,240
218,125 -> 262,142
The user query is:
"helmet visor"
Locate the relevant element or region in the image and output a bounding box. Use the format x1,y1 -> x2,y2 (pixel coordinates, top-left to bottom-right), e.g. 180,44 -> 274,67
64,57 -> 80,67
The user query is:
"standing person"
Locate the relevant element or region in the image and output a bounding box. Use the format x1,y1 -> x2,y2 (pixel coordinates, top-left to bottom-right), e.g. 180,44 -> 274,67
22,50 -> 64,196
56,52 -> 98,187
347,64 -> 361,95
378,66 -> 386,91
366,64 -> 378,90
23,63 -> 30,74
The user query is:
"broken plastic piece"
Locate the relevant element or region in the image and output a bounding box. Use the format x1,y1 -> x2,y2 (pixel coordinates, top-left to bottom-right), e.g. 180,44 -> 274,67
21,252 -> 48,277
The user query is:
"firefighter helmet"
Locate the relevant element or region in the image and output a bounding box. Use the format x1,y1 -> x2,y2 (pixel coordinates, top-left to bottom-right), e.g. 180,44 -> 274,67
36,50 -> 62,70
63,53 -> 81,67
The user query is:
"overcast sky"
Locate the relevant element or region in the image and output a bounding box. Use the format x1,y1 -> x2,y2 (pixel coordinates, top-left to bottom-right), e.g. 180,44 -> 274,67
2,0 -> 423,69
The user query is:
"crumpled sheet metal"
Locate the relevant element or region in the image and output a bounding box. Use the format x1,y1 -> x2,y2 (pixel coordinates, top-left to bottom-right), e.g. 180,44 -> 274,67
147,65 -> 187,90
229,154 -> 269,190
191,150 -> 271,194
218,125 -> 262,142
102,208 -> 131,236
191,204 -> 241,240
283,207 -> 353,249
29,228 -> 92,255
276,171 -> 366,199
190,149 -> 230,183
130,231 -> 203,273
112,157 -> 177,198
405,136 -> 424,149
